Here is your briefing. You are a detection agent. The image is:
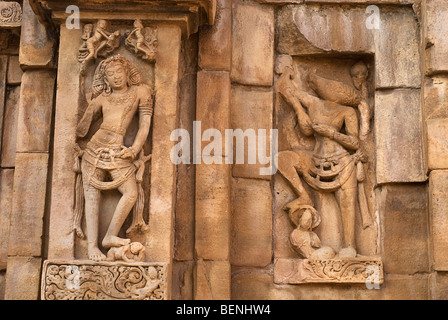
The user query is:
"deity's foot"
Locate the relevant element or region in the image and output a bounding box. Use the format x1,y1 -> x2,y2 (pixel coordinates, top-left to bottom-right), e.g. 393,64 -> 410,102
102,235 -> 131,249
88,246 -> 106,262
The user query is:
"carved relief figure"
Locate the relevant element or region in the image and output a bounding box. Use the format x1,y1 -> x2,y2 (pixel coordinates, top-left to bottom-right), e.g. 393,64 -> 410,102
78,20 -> 120,65
125,20 -> 158,62
73,55 -> 154,262
276,55 -> 373,259
287,204 -> 335,260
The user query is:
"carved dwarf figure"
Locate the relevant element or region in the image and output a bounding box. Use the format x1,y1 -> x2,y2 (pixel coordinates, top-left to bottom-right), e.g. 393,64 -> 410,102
74,55 -> 153,262
276,55 -> 372,258
287,203 -> 335,260
106,242 -> 146,262
78,20 -> 120,65
125,19 -> 158,62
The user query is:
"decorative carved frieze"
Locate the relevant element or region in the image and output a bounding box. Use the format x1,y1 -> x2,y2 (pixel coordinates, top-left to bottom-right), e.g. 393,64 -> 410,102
0,1 -> 22,27
41,260 -> 168,300
274,258 -> 383,284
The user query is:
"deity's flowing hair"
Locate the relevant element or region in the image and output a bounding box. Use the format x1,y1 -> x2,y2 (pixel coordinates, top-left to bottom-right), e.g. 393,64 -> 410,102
91,55 -> 143,98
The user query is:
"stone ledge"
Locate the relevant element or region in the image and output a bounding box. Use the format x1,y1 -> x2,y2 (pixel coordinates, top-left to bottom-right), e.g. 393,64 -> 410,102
41,260 -> 168,300
274,257 -> 384,284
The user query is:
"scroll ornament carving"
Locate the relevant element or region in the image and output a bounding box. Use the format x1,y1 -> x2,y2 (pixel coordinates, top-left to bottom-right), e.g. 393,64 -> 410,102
0,2 -> 22,27
42,261 -> 167,300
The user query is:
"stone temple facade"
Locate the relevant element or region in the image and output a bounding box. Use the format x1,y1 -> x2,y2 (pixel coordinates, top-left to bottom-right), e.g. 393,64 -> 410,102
0,0 -> 447,300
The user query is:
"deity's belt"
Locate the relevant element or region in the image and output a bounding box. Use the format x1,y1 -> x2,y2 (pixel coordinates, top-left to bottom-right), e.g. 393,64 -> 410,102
303,153 -> 355,192
82,143 -> 137,190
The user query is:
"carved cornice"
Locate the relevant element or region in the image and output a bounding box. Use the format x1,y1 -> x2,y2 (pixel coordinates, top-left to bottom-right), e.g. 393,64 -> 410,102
29,0 -> 216,38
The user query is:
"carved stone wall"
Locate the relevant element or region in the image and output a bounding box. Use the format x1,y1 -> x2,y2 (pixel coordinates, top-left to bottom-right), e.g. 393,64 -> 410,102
1,0 -> 448,301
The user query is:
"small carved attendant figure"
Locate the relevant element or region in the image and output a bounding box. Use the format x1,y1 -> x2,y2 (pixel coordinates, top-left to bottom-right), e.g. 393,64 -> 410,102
79,20 -> 120,65
125,19 -> 157,62
74,55 -> 153,262
288,204 -> 335,260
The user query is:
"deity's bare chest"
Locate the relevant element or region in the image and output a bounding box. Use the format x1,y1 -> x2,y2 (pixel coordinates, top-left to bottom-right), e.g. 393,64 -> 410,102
102,89 -> 139,127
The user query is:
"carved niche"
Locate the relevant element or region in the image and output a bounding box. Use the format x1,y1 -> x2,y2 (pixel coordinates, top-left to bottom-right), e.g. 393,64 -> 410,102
42,19 -> 165,300
273,55 -> 383,284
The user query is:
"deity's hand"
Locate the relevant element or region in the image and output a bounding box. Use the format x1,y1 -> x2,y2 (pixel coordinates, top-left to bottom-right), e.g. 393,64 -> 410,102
119,146 -> 137,160
311,122 -> 336,139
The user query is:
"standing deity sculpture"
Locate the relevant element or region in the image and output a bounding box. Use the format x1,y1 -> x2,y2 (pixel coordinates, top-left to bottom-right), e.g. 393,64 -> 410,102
73,54 -> 154,262
276,55 -> 373,259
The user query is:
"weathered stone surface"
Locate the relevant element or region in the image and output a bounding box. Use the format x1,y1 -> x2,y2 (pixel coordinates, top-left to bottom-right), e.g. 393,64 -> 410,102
195,163 -> 231,260
430,272 -> 448,299
172,261 -> 194,300
147,25 -> 182,264
425,0 -> 448,75
174,74 -> 196,262
0,85 -> 20,168
198,0 -> 231,70
427,119 -> 448,170
0,169 -> 14,270
230,85 -> 273,180
277,5 -> 420,88
231,178 -> 272,267
424,76 -> 448,120
0,56 -> 7,158
375,89 -> 426,184
231,0 -> 274,86
429,170 -> 448,271
15,70 -> 56,153
194,259 -> 230,299
19,0 -> 56,69
196,70 -> 230,157
47,25 -> 81,260
7,153 -> 48,256
6,55 -> 22,85
4,256 -> 42,300
379,184 -> 429,275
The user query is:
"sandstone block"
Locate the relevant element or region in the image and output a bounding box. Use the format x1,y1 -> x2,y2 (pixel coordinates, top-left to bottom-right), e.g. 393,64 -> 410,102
19,0 -> 56,69
15,70 -> 56,153
430,272 -> 448,299
427,119 -> 448,170
8,153 -> 49,256
0,56 -> 7,159
424,76 -> 448,120
375,89 -> 426,184
425,0 -> 448,75
195,162 -> 231,260
1,85 -> 20,168
231,178 -> 272,267
0,169 -> 14,270
379,184 -> 429,275
194,259 -> 230,300
230,85 -> 273,180
147,25 -> 182,263
199,0 -> 231,70
4,256 -> 42,300
196,70 -> 230,158
6,55 -> 22,85
429,170 -> 448,271
231,0 -> 274,86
